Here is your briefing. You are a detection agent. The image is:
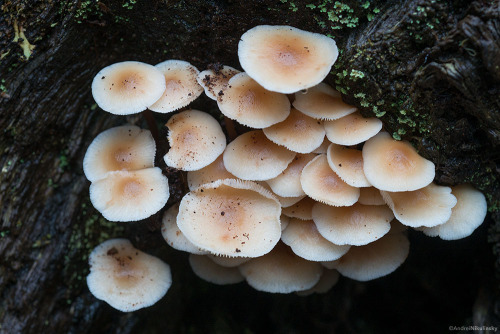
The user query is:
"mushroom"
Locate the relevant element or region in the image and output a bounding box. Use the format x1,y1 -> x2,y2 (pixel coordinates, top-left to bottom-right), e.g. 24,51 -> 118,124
281,196 -> 316,220
188,254 -> 245,285
86,238 -> 172,312
327,143 -> 371,188
206,254 -> 250,268
266,153 -> 316,197
324,111 -> 382,146
358,187 -> 386,206
186,155 -> 236,190
91,61 -> 166,115
238,25 -> 338,93
296,269 -> 340,296
197,65 -> 241,100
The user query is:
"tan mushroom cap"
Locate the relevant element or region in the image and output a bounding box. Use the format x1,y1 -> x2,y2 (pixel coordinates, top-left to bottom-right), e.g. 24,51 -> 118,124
312,202 -> 394,246
312,137 -> 331,154
161,203 -> 208,255
177,179 -> 281,257
381,183 -> 457,228
224,130 -> 296,181
282,197 -> 316,220
358,187 -> 386,206
280,214 -> 291,231
300,154 -> 360,207
149,60 -> 203,113
293,83 -> 356,120
91,61 -> 166,115
281,219 -> 351,262
83,125 -> 156,182
238,25 -> 338,94
189,254 -> 244,285
187,155 -> 236,190
362,132 -> 435,192
217,73 -> 290,128
207,254 -> 250,268
90,168 -> 169,222
419,184 -> 486,239
324,111 -> 382,146
335,233 -> 410,281
239,243 -> 323,293
87,239 -> 172,312
327,143 -> 371,187
296,269 -> 340,296
263,108 -> 325,153
256,181 -> 305,208
164,109 -> 226,171
266,153 -> 316,197
197,65 -> 241,100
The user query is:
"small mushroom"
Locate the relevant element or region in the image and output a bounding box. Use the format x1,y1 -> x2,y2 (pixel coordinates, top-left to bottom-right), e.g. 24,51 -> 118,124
324,111 -> 382,146
188,254 -> 245,285
187,155 -> 236,190
197,65 -> 241,100
327,143 -> 371,188
266,153 -> 316,197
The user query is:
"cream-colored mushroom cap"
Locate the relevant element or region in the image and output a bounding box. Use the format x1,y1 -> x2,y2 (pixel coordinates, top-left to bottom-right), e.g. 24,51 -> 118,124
164,109 -> 226,171
312,137 -> 331,154
90,168 -> 169,222
256,181 -> 305,208
161,203 -> 207,255
296,269 -> 340,296
281,219 -> 351,262
91,61 -> 166,115
224,130 -> 296,181
282,197 -> 316,220
217,73 -> 290,128
187,155 -> 236,190
327,143 -> 371,187
312,202 -> 393,246
86,239 -> 172,312
239,243 -> 323,293
381,183 -> 457,228
197,65 -> 241,100
324,111 -> 382,146
238,25 -> 338,94
207,254 -> 250,268
263,108 -> 325,153
293,83 -> 356,120
420,184 -> 486,239
358,187 -> 386,206
362,132 -> 435,191
177,179 -> 281,257
280,214 -> 291,231
83,125 -> 156,182
335,233 -> 410,281
266,153 -> 316,197
189,254 -> 244,285
149,60 -> 203,113
300,154 -> 360,207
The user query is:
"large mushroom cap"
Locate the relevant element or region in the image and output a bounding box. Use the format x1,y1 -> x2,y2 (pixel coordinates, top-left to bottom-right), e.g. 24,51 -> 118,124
164,109 -> 226,171
327,143 -> 371,188
362,132 -> 435,192
189,254 -> 244,285
238,25 -> 338,94
87,239 -> 172,312
223,130 -> 296,181
177,179 -> 282,257
149,60 -> 203,113
324,111 -> 382,146
217,72 -> 290,128
91,61 -> 166,115
83,125 -> 156,182
266,153 -> 316,197
90,167 -> 169,222
197,65 -> 241,100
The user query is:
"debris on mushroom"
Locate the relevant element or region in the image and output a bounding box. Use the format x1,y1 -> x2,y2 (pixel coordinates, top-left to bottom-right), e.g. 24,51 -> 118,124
197,65 -> 241,100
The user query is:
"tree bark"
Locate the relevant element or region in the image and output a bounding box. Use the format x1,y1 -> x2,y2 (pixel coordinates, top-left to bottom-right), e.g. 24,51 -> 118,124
0,0 -> 498,333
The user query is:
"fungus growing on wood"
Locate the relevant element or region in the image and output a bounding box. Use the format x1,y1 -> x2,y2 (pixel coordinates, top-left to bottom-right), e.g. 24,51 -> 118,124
188,254 -> 244,285
87,239 -> 172,312
324,111 -> 382,146
281,197 -> 316,220
327,143 -> 371,188
187,155 -> 235,190
238,25 -> 338,93
197,65 -> 241,100
266,153 -> 316,197
91,61 -> 166,115
358,187 -> 386,206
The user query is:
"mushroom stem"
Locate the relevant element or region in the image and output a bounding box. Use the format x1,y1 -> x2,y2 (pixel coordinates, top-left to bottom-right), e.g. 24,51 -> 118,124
142,108 -> 160,145
224,116 -> 238,141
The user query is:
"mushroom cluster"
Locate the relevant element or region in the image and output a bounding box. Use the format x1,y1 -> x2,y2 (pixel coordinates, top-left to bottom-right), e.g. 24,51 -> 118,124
85,25 -> 488,310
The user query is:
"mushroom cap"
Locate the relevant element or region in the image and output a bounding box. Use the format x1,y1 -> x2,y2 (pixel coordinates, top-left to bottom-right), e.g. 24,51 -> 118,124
149,60 -> 203,113
223,130 -> 296,181
312,202 -> 394,246
238,25 -> 338,94
324,111 -> 382,146
381,183 -> 457,228
420,184 -> 486,239
161,203 -> 208,255
281,218 -> 351,262
312,137 -> 331,154
189,254 -> 244,285
335,233 -> 410,281
256,181 -> 306,208
90,167 -> 169,222
282,196 -> 316,220
164,109 -> 226,171
91,61 -> 166,115
177,179 -> 282,257
83,125 -> 156,182
280,214 -> 291,231
239,243 -> 323,293
327,143 -> 371,187
197,65 -> 241,100
206,254 -> 250,268
87,238 -> 172,312
358,187 -> 386,206
362,132 -> 435,192
263,108 -> 325,153
187,155 -> 236,190
266,153 -> 316,197
296,269 -> 340,296
217,72 -> 291,128
292,83 -> 356,120
300,154 -> 360,207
